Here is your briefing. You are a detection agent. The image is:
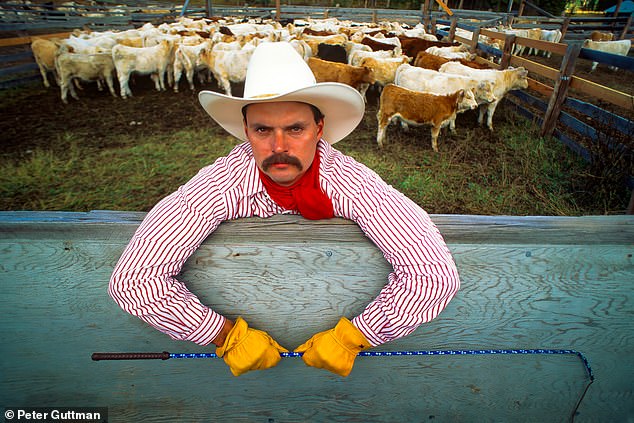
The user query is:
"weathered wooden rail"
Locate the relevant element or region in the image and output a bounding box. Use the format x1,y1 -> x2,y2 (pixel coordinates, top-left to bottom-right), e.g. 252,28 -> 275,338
0,211 -> 632,422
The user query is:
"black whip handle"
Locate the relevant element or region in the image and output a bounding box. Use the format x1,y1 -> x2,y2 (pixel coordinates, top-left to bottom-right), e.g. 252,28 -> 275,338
92,351 -> 171,361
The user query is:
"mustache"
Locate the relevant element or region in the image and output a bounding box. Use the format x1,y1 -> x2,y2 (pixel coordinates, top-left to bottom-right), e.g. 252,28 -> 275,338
261,153 -> 303,171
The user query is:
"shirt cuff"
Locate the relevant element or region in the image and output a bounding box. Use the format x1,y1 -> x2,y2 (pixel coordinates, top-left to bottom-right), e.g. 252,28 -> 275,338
186,309 -> 226,346
352,314 -> 387,347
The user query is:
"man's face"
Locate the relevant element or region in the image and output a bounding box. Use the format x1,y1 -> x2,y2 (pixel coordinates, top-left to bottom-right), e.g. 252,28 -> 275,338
244,101 -> 324,187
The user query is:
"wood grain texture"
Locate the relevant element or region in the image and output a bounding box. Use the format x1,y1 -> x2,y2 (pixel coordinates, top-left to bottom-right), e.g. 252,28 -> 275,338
0,212 -> 632,422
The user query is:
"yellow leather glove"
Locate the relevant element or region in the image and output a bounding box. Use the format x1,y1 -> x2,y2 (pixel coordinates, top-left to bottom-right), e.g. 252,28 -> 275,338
216,317 -> 288,376
294,317 -> 370,377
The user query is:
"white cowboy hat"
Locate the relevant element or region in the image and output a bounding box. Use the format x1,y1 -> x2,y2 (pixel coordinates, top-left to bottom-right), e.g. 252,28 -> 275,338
198,41 -> 365,144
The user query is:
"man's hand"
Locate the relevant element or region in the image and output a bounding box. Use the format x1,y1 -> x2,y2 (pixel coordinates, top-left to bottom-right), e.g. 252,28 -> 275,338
294,317 -> 370,377
215,317 -> 288,376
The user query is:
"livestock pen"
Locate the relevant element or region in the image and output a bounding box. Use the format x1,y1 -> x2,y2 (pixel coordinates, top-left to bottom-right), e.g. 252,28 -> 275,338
1,4 -> 632,208
0,211 -> 632,422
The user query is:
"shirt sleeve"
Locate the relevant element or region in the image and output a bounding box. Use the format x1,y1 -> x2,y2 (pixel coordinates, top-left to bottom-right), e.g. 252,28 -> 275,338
325,151 -> 460,347
108,165 -> 231,346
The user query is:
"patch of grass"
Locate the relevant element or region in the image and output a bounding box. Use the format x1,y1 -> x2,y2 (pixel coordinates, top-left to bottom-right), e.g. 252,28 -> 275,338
0,97 -> 626,215
0,129 -> 236,211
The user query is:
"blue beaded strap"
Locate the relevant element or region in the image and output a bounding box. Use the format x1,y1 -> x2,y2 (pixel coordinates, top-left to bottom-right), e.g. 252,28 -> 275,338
170,348 -> 594,381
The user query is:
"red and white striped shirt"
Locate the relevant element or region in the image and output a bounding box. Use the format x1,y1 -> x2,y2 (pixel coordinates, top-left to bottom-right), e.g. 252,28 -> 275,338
109,140 -> 460,347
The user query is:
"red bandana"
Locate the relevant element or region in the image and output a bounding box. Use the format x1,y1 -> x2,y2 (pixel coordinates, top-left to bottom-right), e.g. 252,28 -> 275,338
258,150 -> 334,220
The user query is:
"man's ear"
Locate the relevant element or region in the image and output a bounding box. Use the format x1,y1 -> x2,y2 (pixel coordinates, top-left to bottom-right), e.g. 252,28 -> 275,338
316,118 -> 325,140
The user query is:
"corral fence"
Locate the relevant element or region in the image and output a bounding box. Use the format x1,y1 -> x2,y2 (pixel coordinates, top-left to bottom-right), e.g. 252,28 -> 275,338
0,1 -> 633,211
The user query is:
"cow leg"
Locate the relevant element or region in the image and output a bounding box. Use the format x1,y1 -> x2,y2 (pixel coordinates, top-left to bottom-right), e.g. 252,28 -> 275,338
68,78 -> 80,100
477,104 -> 486,126
220,77 -> 232,96
485,101 -> 499,131
105,73 -> 117,98
376,112 -> 389,148
173,61 -> 183,93
358,83 -> 370,103
59,77 -> 69,104
186,68 -> 195,91
150,73 -> 161,91
118,74 -> 131,98
430,125 -> 441,152
38,64 -> 50,88
449,116 -> 457,133
590,61 -> 598,72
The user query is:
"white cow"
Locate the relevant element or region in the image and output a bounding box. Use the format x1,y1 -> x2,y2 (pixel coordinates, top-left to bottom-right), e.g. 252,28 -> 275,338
395,64 -> 488,131
425,45 -> 474,60
111,39 -> 173,98
173,39 -> 213,92
582,39 -> 632,72
202,43 -> 256,96
439,62 -> 529,130
55,52 -> 116,103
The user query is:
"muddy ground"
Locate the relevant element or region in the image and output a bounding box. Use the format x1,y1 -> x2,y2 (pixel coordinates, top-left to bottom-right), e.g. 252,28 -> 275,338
1,44 -> 632,156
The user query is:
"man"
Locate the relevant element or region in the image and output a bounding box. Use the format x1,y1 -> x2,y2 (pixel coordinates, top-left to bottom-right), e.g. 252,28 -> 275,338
109,42 -> 460,378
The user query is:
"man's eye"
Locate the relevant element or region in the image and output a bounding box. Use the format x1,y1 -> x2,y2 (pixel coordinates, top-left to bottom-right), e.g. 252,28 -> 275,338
255,127 -> 269,134
290,126 -> 303,133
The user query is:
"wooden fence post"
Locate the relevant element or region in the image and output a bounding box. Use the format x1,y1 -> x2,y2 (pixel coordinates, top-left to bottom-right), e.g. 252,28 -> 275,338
517,0 -> 525,16
540,43 -> 582,137
619,13 -> 632,40
448,16 -> 458,41
205,0 -> 212,17
499,33 -> 515,69
422,2 -> 431,31
469,26 -> 481,53
560,17 -> 570,40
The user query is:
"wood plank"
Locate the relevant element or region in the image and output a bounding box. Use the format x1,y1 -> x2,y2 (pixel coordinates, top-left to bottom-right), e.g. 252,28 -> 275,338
510,55 -> 560,80
541,43 -> 580,137
579,47 -> 634,70
0,32 -> 72,47
565,97 -> 634,136
0,212 -> 632,422
569,76 -> 634,112
2,212 -> 634,245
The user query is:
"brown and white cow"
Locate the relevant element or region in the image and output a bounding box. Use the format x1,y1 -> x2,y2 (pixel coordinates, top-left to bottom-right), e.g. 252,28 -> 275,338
376,83 -> 466,152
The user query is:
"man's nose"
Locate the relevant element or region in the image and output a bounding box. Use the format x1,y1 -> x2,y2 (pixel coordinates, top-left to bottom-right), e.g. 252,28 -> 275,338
271,129 -> 288,152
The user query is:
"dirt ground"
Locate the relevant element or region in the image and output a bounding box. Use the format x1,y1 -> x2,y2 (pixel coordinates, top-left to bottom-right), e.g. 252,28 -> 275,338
1,42 -> 632,159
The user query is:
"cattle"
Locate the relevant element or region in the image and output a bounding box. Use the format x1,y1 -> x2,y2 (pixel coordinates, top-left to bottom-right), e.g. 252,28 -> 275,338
398,36 -> 460,59
55,52 -> 116,103
317,43 -> 347,63
581,39 -> 632,72
302,33 -> 348,55
31,38 -> 62,88
590,31 -> 614,42
173,39 -> 213,92
201,43 -> 256,96
439,62 -> 529,130
111,39 -> 174,98
61,34 -> 117,54
358,55 -> 410,90
424,45 -> 474,60
360,36 -> 402,54
289,38 -> 312,61
307,56 -> 375,100
395,63 -> 490,131
348,48 -> 396,66
539,29 -> 563,57
376,84 -> 466,152
413,51 -> 490,71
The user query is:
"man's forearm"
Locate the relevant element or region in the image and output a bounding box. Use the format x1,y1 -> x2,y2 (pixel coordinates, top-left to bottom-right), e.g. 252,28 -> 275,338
212,318 -> 235,347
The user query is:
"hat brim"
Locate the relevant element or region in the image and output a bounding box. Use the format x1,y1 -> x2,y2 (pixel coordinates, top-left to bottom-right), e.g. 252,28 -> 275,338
198,82 -> 365,144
